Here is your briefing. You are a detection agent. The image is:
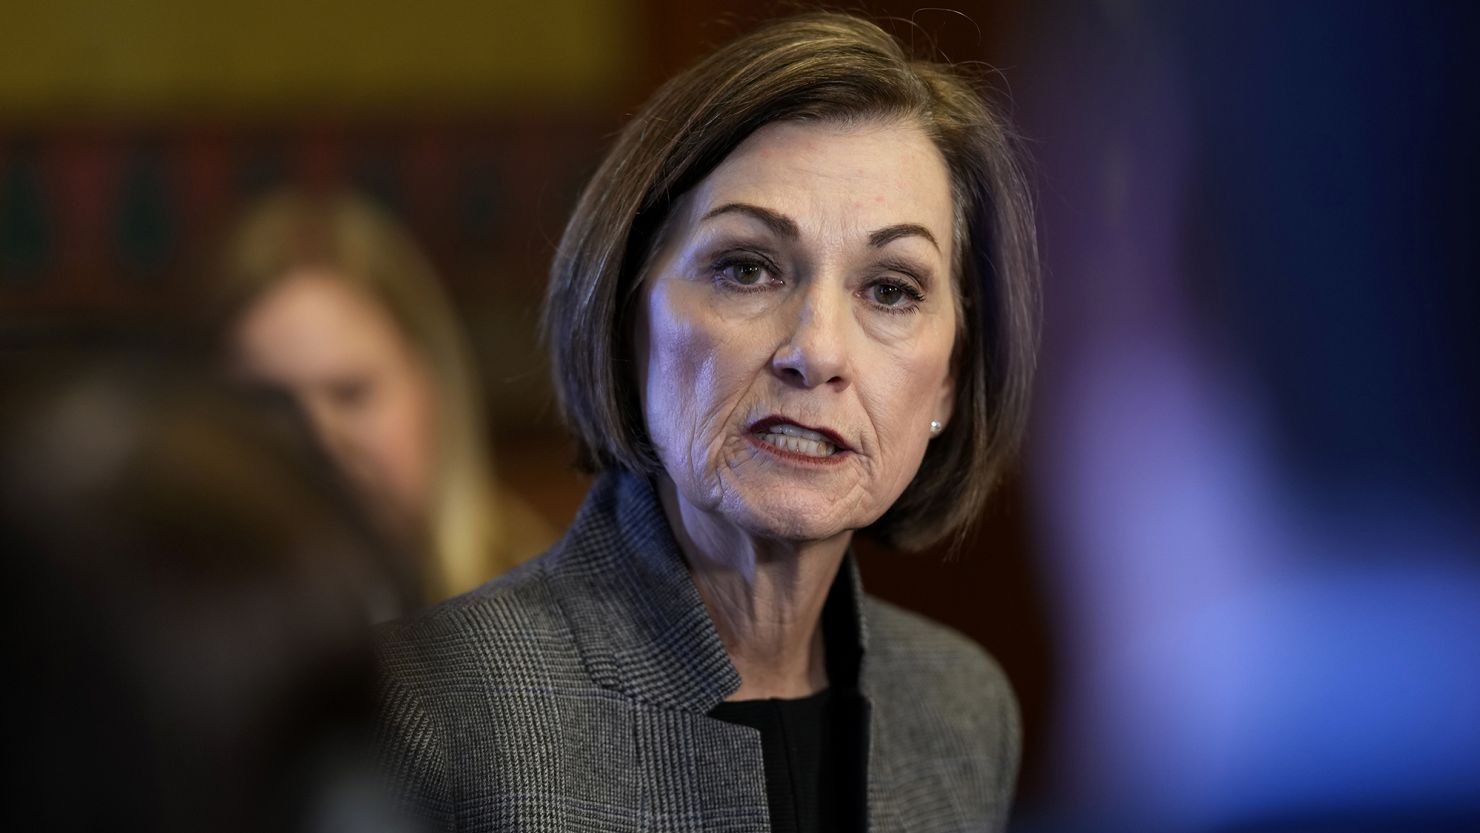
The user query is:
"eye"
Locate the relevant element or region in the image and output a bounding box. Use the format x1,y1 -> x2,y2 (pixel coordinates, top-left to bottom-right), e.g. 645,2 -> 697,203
329,378 -> 373,408
712,255 -> 779,292
864,279 -> 925,313
728,262 -> 767,285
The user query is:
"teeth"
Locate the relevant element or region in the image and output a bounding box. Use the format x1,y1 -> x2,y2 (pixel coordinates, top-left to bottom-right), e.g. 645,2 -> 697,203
768,423 -> 830,442
756,431 -> 836,457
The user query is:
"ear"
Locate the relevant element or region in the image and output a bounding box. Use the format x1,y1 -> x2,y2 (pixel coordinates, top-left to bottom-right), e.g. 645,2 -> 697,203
932,372 -> 955,435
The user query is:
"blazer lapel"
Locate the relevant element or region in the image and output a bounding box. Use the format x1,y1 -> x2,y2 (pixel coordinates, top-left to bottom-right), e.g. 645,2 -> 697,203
544,472 -> 741,713
546,473 -> 916,832
632,708 -> 771,831
543,473 -> 772,829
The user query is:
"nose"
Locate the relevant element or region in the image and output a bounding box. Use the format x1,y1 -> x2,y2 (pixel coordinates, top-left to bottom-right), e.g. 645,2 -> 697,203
771,285 -> 851,391
301,396 -> 377,487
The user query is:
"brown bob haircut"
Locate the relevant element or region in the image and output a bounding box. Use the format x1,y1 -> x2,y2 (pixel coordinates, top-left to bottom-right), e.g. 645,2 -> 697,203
545,12 -> 1039,551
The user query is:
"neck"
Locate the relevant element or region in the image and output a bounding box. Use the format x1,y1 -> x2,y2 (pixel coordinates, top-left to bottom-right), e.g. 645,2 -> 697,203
655,476 -> 851,701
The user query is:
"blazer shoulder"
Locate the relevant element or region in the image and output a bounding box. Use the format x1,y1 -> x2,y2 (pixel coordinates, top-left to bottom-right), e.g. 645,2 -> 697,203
375,554 -> 574,683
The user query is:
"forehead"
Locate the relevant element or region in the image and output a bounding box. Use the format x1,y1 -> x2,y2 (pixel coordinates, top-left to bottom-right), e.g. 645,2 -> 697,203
237,271 -> 405,362
689,118 -> 955,236
250,271 -> 382,329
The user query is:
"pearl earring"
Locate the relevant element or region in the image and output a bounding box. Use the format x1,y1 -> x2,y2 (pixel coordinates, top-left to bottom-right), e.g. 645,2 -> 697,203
929,420 -> 943,436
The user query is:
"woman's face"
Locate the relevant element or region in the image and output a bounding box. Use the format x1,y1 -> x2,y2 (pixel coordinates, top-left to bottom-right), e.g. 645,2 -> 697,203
635,119 -> 958,542
232,270 -> 437,541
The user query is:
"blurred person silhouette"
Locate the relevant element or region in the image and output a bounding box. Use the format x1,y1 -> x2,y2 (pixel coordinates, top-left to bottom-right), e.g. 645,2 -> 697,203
1,346 -> 419,833
205,189 -> 551,602
1018,1 -> 1480,830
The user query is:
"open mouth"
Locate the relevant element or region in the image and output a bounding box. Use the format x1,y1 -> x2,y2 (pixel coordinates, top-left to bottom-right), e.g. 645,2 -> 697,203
748,417 -> 851,461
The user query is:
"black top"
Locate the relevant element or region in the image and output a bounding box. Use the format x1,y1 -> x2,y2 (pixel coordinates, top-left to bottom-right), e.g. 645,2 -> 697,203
707,567 -> 869,833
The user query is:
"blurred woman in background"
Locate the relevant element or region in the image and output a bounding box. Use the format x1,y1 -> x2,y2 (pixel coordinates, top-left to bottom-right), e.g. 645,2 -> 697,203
208,190 -> 550,602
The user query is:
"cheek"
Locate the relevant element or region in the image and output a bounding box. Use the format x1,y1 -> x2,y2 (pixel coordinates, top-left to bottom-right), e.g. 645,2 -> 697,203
641,286 -> 755,453
362,369 -> 438,513
867,340 -> 953,486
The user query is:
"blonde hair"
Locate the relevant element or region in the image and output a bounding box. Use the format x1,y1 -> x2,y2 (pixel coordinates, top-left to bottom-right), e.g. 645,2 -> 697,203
210,189 -> 521,599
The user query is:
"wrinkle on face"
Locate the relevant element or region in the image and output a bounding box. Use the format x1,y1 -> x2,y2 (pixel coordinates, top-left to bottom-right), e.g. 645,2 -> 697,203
636,118 -> 958,547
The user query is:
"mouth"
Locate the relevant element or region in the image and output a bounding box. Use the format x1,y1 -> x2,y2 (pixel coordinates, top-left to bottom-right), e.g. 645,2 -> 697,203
747,416 -> 852,462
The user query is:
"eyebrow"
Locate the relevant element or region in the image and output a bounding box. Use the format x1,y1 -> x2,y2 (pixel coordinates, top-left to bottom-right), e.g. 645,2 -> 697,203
700,203 -> 798,238
700,202 -> 940,252
869,223 -> 939,252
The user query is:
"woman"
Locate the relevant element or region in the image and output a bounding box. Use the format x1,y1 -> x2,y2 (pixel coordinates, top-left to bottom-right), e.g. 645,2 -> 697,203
211,191 -> 550,602
378,13 -> 1038,832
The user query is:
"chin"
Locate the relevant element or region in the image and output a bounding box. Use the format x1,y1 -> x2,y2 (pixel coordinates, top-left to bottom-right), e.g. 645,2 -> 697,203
716,482 -> 868,544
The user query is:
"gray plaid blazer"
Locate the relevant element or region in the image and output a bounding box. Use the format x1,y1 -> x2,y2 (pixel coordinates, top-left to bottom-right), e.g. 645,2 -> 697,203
376,472 -> 1020,832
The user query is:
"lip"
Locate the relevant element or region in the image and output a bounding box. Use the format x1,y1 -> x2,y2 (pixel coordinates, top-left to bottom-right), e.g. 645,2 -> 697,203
748,415 -> 853,450
746,415 -> 854,463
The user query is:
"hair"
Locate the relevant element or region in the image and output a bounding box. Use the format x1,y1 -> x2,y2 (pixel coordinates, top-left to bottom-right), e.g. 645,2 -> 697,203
207,189 -> 516,598
1,349 -> 403,832
544,12 -> 1039,550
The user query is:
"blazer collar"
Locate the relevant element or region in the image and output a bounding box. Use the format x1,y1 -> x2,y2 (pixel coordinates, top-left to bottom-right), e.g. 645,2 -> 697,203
544,471 -> 872,713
